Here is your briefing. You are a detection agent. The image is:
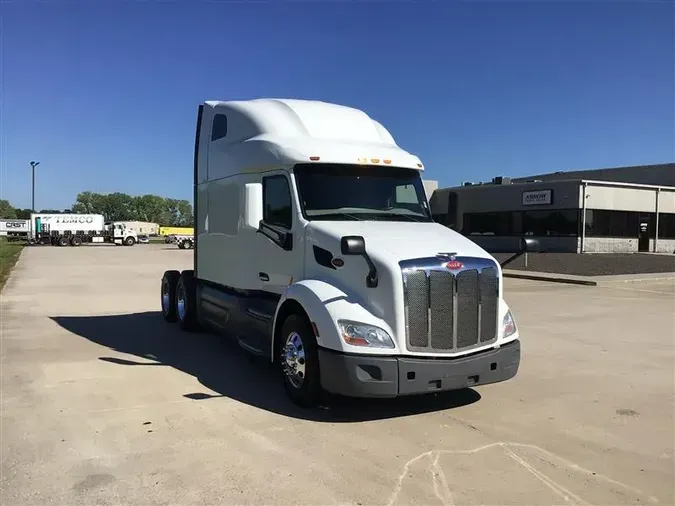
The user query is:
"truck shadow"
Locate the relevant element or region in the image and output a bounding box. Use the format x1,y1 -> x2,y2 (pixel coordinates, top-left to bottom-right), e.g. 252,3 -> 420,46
51,311 -> 481,422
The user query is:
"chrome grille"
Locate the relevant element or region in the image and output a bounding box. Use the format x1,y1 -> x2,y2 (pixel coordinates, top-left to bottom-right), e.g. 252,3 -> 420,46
401,257 -> 500,353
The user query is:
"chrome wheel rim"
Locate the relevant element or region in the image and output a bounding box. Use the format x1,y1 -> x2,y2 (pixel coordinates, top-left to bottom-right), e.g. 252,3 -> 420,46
161,281 -> 169,314
282,331 -> 306,388
176,284 -> 186,320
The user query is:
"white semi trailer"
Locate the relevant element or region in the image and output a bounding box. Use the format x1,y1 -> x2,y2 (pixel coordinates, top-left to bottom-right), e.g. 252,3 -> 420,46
29,213 -> 138,246
160,98 -> 538,407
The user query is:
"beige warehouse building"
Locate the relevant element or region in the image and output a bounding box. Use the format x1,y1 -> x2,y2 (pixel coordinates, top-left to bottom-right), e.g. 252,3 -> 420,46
429,163 -> 675,254
116,221 -> 160,235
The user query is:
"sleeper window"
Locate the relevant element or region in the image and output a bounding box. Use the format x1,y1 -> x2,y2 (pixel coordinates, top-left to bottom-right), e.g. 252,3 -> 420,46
211,114 -> 227,141
263,175 -> 293,229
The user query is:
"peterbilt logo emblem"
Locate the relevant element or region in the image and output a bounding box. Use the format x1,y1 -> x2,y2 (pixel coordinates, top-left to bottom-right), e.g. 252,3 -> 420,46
446,260 -> 463,270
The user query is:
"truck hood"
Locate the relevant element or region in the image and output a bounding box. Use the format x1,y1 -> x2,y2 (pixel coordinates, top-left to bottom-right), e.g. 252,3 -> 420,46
306,220 -> 495,262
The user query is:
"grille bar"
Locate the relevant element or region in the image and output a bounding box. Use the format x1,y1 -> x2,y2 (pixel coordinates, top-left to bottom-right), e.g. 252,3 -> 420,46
402,257 -> 499,353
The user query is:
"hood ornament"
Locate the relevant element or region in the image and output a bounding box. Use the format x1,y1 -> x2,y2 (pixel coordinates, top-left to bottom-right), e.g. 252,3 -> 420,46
436,252 -> 457,260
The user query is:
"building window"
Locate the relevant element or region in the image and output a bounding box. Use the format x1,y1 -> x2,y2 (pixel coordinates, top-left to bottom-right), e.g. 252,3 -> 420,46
463,212 -> 514,236
585,210 -> 639,238
263,175 -> 293,229
658,213 -> 675,239
462,209 -> 580,236
211,114 -> 227,141
522,210 -> 578,236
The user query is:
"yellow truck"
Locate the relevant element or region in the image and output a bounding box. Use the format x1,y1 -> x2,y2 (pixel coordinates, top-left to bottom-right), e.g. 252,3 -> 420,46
159,226 -> 194,237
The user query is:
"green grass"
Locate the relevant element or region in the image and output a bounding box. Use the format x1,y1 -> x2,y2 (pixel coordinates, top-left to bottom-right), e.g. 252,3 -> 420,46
0,237 -> 24,293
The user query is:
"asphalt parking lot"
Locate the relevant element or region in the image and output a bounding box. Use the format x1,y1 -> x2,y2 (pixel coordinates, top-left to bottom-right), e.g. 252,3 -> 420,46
1,244 -> 673,505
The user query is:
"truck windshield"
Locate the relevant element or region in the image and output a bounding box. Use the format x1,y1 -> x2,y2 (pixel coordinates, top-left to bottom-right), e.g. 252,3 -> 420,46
293,163 -> 432,222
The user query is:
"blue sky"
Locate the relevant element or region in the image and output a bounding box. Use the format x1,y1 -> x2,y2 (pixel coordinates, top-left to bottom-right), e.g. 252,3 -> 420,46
2,0 -> 673,211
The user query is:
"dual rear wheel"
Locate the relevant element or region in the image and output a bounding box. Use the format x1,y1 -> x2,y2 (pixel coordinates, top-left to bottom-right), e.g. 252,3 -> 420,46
161,269 -> 197,330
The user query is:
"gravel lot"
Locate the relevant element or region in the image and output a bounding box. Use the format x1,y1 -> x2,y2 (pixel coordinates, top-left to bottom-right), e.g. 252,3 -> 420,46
1,244 -> 673,505
493,252 -> 675,276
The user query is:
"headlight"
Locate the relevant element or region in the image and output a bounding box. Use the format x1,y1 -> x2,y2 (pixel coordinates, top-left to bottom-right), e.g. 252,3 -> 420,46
502,310 -> 517,337
337,320 -> 395,349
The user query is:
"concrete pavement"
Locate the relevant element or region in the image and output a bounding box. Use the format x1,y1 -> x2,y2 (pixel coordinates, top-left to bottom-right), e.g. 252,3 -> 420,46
1,244 -> 673,505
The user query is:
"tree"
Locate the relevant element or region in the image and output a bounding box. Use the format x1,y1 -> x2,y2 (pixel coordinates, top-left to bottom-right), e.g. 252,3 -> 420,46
0,200 -> 17,219
70,191 -> 193,226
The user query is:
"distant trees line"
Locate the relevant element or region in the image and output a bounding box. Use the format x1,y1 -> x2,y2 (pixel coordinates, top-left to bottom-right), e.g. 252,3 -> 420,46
0,192 -> 194,227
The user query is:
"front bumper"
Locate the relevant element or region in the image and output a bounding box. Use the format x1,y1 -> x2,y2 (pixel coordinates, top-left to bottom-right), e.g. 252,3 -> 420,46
318,340 -> 520,398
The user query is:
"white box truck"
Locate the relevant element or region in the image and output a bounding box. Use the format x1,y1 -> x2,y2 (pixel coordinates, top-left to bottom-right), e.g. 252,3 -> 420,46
30,213 -> 138,246
160,98 -> 537,407
0,219 -> 30,241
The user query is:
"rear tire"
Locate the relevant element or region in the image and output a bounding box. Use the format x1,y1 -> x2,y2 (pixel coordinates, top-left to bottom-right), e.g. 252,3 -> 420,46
58,236 -> 69,247
70,236 -> 82,247
176,271 -> 198,331
161,270 -> 180,322
279,313 -> 321,407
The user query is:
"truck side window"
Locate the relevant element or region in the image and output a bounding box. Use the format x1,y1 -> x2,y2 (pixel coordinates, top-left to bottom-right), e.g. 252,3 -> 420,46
263,175 -> 292,229
395,184 -> 418,204
211,114 -> 227,141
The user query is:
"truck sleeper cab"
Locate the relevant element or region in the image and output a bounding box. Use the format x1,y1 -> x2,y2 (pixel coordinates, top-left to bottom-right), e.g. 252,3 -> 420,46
160,98 -> 529,407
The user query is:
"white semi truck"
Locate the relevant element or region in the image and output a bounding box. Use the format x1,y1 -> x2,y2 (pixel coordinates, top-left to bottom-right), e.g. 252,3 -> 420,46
160,98 -> 537,407
29,213 -> 138,246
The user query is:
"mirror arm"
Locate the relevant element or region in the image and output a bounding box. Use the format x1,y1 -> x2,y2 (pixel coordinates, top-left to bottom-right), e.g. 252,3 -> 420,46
500,251 -> 522,269
363,255 -> 378,288
499,237 -> 539,269
340,236 -> 379,288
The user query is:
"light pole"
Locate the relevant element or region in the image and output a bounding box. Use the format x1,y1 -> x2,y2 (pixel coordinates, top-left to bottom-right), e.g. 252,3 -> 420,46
30,161 -> 40,212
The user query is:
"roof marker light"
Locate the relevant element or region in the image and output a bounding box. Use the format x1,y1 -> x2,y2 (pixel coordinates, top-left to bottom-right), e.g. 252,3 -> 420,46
371,158 -> 380,164
358,157 -> 368,164
309,156 -> 320,161
417,163 -> 423,168
383,159 -> 392,164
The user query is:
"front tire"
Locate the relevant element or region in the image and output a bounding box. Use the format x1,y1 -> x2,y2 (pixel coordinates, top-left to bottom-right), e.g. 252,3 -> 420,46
124,236 -> 136,246
279,314 -> 321,407
161,270 -> 180,322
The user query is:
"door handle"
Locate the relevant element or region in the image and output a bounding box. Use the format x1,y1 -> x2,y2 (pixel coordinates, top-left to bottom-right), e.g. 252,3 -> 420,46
259,272 -> 270,282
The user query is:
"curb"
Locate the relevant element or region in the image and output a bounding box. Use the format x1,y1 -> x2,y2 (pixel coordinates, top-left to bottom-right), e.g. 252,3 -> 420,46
503,271 -> 597,286
593,273 -> 675,286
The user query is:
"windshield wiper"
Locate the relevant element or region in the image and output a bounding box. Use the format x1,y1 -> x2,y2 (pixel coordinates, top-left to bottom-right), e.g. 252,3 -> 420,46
310,212 -> 364,221
374,212 -> 428,222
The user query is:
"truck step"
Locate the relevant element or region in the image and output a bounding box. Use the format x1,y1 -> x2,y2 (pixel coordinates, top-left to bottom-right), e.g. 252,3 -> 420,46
237,337 -> 265,356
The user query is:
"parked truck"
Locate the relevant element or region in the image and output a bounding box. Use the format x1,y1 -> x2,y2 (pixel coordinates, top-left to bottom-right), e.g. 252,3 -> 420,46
0,219 -> 30,241
160,98 -> 537,407
29,213 -> 138,246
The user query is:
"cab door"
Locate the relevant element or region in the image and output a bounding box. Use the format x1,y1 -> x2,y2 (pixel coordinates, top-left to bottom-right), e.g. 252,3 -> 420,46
254,170 -> 303,295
